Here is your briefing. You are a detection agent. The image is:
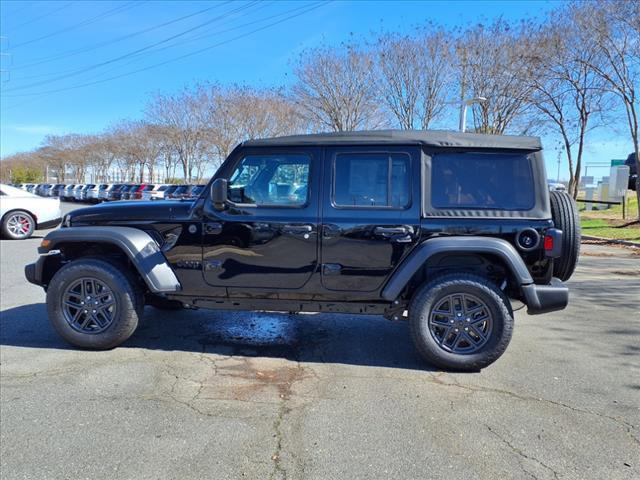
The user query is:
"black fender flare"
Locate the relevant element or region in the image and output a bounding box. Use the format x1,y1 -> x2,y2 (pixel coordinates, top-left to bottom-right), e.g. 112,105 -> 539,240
381,236 -> 533,301
37,226 -> 181,293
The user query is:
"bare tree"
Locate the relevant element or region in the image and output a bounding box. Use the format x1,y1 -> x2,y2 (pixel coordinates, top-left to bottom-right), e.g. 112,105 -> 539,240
525,11 -> 610,197
456,19 -> 535,134
145,88 -> 209,182
573,0 -> 640,215
292,43 -> 384,131
375,26 -> 453,129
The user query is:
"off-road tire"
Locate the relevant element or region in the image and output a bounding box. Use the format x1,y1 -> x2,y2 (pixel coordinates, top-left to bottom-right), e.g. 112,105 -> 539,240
2,210 -> 35,240
409,273 -> 514,371
549,190 -> 580,281
46,258 -> 143,349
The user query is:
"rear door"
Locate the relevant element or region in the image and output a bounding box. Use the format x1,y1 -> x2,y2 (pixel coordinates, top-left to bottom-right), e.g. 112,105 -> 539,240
320,146 -> 421,293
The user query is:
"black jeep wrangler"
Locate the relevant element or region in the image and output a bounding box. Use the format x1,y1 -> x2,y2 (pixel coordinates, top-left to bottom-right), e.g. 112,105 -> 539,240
25,131 -> 580,371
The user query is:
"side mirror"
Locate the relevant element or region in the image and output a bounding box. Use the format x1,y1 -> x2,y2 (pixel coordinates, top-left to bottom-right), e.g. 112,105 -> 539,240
210,178 -> 228,211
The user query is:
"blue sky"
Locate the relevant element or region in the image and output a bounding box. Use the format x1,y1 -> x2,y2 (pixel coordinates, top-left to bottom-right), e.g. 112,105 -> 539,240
0,0 -> 632,180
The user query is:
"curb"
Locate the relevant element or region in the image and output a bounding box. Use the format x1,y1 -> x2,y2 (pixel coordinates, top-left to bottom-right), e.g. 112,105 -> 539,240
581,235 -> 640,248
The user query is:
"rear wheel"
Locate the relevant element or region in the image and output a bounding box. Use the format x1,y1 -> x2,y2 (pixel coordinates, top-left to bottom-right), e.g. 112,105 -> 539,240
409,273 -> 514,371
2,210 -> 35,240
46,258 -> 143,349
549,190 -> 581,281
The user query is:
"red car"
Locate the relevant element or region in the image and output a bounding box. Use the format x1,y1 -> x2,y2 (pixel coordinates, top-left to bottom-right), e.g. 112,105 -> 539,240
132,184 -> 149,200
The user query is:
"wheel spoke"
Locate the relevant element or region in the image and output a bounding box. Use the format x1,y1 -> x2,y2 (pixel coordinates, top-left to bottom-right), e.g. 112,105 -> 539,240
468,325 -> 486,342
62,277 -> 117,334
470,313 -> 489,324
429,291 -> 494,355
72,308 -> 85,326
64,299 -> 82,308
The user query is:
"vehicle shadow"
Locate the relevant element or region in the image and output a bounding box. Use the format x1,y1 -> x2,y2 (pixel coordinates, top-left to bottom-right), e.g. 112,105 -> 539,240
0,303 -> 439,372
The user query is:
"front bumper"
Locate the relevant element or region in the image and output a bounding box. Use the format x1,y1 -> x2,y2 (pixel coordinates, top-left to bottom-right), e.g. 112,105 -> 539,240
521,278 -> 569,315
25,259 -> 44,287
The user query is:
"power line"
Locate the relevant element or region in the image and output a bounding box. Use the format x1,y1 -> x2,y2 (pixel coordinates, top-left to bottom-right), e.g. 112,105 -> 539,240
0,1 -> 37,19
1,1 -> 328,104
10,1 -> 141,50
10,2 -> 229,72
4,1 -> 75,32
3,1 -> 261,91
41,1 -> 278,86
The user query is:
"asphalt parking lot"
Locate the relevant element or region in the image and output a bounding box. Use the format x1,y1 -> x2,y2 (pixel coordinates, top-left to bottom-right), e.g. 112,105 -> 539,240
1,203 -> 639,480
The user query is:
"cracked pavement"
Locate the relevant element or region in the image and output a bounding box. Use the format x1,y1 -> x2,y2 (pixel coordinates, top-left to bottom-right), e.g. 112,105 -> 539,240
1,213 -> 639,479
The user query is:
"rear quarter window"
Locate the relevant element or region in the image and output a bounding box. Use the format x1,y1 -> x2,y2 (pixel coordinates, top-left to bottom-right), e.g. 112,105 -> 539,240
431,152 -> 535,210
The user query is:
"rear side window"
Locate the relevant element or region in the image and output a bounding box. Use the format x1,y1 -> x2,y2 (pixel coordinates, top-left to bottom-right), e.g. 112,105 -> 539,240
333,153 -> 410,208
431,152 -> 534,210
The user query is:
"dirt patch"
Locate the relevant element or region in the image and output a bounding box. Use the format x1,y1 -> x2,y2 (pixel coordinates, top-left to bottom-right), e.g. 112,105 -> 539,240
224,362 -> 308,401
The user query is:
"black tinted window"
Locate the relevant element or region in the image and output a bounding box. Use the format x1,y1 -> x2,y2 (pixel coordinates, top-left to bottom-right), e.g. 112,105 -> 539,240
431,152 -> 534,210
334,153 -> 410,208
228,154 -> 310,206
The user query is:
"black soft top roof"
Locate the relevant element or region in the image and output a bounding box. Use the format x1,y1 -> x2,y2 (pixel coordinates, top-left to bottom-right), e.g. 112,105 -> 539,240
242,130 -> 542,151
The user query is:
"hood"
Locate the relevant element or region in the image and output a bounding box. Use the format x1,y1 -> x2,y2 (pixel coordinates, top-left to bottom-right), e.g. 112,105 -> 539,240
66,200 -> 194,226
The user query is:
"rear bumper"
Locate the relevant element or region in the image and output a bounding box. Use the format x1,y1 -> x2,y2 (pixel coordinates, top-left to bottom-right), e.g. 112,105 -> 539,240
521,278 -> 569,315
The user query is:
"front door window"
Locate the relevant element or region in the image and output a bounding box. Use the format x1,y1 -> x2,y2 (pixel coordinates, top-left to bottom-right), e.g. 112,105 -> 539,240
228,154 -> 310,207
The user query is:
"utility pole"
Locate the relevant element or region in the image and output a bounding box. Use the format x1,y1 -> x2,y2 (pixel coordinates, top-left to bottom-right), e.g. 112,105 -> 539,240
459,97 -> 488,133
556,150 -> 561,182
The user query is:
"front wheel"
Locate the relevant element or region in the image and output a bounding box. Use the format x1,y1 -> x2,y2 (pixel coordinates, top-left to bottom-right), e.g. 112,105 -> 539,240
46,258 -> 143,349
409,273 -> 514,371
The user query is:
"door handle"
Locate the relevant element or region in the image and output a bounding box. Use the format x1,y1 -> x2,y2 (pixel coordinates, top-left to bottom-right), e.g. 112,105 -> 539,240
374,226 -> 411,235
283,224 -> 313,234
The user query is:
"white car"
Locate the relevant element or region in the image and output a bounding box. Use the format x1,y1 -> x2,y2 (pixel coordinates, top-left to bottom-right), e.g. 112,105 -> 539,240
0,184 -> 62,239
141,184 -> 169,201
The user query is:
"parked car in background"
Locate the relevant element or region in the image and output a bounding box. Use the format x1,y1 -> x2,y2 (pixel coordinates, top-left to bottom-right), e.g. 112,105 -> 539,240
141,184 -> 169,201
625,152 -> 637,191
60,184 -> 75,201
131,184 -> 149,200
26,184 -> 37,193
71,184 -> 85,201
0,183 -> 62,239
93,184 -> 110,202
84,184 -> 105,203
120,184 -> 141,200
162,184 -> 181,199
50,184 -> 66,197
167,184 -> 191,199
547,181 -> 566,192
35,184 -> 52,197
186,185 -> 206,199
103,184 -> 125,201
77,184 -> 94,201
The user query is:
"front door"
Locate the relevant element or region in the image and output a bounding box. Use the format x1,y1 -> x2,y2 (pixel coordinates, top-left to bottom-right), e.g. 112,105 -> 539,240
320,146 -> 421,293
202,148 -> 320,291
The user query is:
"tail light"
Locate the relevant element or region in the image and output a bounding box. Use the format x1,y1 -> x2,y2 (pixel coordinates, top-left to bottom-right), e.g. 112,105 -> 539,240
544,228 -> 562,258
